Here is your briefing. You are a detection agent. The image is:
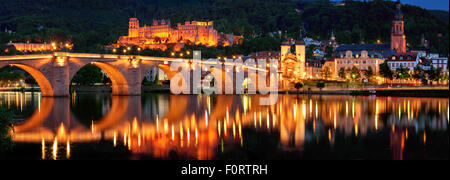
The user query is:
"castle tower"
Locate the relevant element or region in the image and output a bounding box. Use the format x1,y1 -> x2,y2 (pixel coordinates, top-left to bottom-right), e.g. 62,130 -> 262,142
391,0 -> 406,53
128,18 -> 140,38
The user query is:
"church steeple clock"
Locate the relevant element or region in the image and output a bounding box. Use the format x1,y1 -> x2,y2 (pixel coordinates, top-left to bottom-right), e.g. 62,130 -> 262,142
391,0 -> 406,53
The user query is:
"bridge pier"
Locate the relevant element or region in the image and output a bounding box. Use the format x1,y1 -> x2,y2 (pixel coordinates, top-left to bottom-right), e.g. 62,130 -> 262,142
51,57 -> 70,96
120,65 -> 142,96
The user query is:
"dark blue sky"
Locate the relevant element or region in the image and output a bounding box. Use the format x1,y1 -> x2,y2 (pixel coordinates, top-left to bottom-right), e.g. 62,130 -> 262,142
332,0 -> 449,11
395,0 -> 448,11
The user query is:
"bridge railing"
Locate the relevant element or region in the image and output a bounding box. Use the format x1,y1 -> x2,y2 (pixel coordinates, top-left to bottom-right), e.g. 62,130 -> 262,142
0,52 -> 269,72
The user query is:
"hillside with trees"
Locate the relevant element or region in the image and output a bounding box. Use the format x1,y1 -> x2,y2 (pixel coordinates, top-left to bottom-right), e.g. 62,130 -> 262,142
0,0 -> 448,56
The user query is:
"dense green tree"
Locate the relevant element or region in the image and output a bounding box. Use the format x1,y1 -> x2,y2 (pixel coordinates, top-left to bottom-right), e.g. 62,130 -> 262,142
412,65 -> 427,85
0,66 -> 25,86
0,107 -> 14,152
338,67 -> 346,80
379,61 -> 394,82
71,64 -> 105,85
321,66 -> 331,80
426,66 -> 443,85
350,66 -> 361,81
395,65 -> 411,81
364,66 -> 374,82
316,81 -> 325,91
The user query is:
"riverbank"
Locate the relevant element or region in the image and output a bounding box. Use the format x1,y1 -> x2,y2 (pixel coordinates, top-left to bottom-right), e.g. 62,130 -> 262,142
1,86 -> 448,97
69,85 -> 170,93
0,87 -> 40,92
281,87 -> 449,97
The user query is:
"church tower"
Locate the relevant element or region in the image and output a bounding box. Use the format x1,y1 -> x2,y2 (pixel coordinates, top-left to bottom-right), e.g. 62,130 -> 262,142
391,0 -> 406,53
128,18 -> 140,38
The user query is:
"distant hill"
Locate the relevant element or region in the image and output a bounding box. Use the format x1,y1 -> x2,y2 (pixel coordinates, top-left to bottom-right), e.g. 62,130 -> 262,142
0,0 -> 448,55
430,10 -> 449,24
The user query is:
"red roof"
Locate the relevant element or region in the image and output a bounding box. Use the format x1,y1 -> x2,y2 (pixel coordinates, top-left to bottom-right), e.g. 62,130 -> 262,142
249,51 -> 280,58
387,52 -> 418,61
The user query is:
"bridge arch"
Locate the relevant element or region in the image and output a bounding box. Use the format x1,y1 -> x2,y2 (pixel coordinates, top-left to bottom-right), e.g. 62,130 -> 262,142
157,64 -> 188,88
70,62 -> 129,95
8,64 -> 54,96
141,63 -> 189,93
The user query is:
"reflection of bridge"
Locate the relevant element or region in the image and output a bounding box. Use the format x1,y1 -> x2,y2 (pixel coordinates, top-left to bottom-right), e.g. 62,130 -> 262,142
11,94 -> 253,159
11,93 -> 297,159
0,53 -> 271,96
10,93 -> 448,160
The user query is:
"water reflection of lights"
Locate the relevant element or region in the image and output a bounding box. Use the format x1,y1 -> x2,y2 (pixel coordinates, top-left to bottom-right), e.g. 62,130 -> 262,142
3,92 -> 449,160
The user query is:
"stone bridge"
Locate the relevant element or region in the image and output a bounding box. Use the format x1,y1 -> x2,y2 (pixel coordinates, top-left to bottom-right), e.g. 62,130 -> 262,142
0,52 -> 273,96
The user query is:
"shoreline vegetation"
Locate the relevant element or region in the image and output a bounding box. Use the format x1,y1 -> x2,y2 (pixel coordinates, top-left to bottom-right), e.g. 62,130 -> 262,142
1,86 -> 448,98
0,106 -> 14,154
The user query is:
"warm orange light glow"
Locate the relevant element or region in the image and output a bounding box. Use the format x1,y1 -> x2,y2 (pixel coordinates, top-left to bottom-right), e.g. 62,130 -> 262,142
131,60 -> 138,68
8,94 -> 449,160
56,56 -> 65,66
41,138 -> 45,160
66,140 -> 71,159
52,138 -> 58,160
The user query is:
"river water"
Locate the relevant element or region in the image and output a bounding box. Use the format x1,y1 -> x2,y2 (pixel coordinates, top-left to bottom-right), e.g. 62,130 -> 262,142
0,92 -> 448,160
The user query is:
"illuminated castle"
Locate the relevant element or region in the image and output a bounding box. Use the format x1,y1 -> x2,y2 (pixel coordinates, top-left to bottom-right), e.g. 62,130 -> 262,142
115,18 -> 243,51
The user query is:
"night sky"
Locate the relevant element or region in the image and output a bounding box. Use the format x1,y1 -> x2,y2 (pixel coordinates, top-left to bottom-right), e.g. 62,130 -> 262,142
395,0 -> 448,11
333,0 -> 449,11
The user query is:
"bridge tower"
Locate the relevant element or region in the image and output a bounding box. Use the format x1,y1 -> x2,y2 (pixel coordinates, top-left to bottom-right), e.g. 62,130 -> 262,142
295,40 -> 306,79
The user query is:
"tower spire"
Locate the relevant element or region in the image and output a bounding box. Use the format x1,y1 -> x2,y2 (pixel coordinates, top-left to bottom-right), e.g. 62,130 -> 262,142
394,0 -> 403,21
295,28 -> 305,45
331,29 -> 335,41
299,28 -> 303,40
